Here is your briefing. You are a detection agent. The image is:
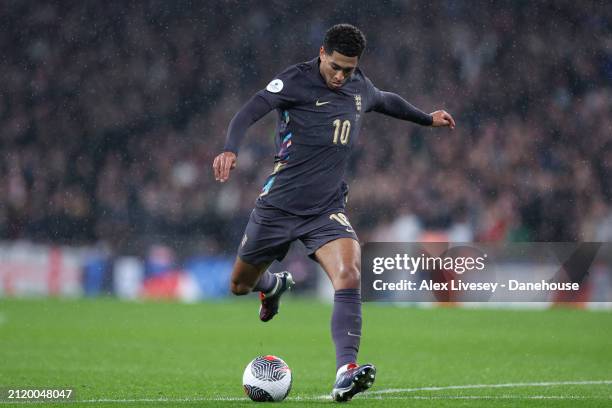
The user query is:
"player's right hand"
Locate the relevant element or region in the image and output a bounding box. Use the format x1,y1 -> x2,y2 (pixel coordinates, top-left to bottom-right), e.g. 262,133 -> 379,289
212,151 -> 237,182
430,110 -> 456,130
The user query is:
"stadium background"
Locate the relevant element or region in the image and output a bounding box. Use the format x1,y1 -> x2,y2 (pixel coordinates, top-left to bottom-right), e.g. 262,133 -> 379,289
1,0 -> 611,300
1,1 -> 611,406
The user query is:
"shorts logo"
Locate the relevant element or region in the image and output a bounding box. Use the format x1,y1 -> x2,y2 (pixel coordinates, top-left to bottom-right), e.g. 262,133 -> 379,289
330,213 -> 354,233
266,79 -> 284,93
241,233 -> 248,248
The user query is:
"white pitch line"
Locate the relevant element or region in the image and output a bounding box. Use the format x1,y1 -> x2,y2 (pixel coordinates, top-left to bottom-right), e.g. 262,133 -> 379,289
70,394 -> 612,403
364,395 -> 610,400
368,379 -> 612,395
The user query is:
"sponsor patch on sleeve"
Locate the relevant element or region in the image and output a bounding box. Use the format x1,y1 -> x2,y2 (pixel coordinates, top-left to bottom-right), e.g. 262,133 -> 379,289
266,79 -> 284,93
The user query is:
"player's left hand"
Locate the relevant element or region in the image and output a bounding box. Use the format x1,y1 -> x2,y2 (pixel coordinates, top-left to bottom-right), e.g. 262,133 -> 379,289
430,110 -> 456,129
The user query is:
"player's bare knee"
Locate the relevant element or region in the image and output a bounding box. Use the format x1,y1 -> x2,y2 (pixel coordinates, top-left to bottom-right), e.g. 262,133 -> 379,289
335,264 -> 361,289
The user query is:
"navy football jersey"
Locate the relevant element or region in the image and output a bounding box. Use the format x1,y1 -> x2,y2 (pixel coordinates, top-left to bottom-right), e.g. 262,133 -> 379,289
255,57 -> 383,215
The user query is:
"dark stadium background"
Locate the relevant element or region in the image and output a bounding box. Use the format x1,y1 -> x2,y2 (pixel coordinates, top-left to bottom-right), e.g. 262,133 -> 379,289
0,1 -> 611,406
0,0 -> 610,296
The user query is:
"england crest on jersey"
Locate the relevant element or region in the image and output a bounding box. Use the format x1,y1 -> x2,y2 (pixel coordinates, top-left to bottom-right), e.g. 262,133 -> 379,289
354,94 -> 362,112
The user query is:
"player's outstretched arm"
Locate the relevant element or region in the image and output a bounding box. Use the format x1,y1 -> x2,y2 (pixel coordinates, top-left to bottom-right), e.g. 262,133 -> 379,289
212,94 -> 273,183
430,110 -> 456,129
367,84 -> 456,130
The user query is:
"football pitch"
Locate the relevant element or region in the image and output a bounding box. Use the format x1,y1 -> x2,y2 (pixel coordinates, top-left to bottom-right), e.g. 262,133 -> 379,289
0,297 -> 610,407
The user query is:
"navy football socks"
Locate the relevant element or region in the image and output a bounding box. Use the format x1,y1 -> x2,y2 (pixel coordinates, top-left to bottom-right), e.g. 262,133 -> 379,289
253,270 -> 277,294
332,288 -> 362,369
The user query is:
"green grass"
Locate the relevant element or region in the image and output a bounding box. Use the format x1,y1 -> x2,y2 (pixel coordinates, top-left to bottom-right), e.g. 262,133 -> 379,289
0,297 -> 611,407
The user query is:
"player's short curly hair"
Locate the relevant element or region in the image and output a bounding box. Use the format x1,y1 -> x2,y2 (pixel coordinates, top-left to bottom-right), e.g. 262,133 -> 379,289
323,24 -> 366,58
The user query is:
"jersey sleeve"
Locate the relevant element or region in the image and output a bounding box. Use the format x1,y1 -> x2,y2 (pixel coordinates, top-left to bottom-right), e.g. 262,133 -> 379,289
364,75 -> 393,113
223,94 -> 274,154
255,65 -> 304,110
363,76 -> 433,126
223,64 -> 304,154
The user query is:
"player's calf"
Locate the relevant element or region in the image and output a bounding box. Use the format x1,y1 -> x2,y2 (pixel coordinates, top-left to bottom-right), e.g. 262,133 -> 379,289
229,258 -> 271,296
230,280 -> 252,296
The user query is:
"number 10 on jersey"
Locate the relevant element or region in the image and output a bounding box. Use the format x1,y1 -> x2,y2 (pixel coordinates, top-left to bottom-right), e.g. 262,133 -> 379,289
332,119 -> 351,145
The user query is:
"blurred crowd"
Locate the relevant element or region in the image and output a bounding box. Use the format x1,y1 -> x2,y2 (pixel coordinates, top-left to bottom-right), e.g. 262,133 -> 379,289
1,0 -> 611,255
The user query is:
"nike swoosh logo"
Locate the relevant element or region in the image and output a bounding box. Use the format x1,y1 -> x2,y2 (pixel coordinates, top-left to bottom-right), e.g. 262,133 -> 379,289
347,331 -> 361,337
315,100 -> 330,106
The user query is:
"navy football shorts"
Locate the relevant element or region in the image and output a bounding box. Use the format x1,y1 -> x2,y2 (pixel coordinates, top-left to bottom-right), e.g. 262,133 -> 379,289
237,205 -> 359,266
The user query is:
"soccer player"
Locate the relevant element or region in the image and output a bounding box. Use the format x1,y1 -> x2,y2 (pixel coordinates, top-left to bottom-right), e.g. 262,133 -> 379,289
213,24 -> 455,402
